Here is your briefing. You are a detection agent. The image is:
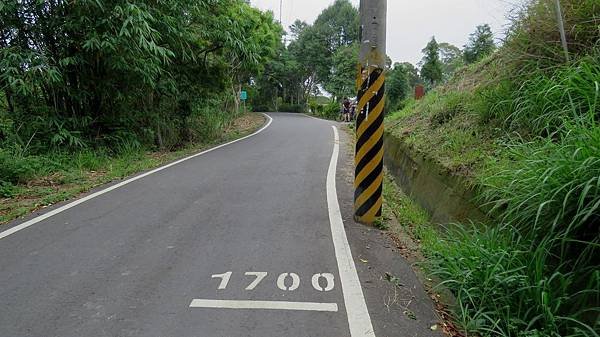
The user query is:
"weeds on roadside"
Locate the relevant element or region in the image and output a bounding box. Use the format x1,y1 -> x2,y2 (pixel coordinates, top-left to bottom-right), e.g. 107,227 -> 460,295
425,222 -> 599,337
383,1 -> 600,335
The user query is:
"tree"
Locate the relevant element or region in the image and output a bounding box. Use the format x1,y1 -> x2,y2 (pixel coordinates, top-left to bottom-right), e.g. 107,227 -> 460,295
438,42 -> 464,81
0,0 -> 282,150
249,0 -> 360,109
400,62 -> 421,88
386,63 -> 410,110
310,0 -> 359,87
464,24 -> 496,64
326,43 -> 359,99
289,20 -> 308,40
420,37 -> 443,87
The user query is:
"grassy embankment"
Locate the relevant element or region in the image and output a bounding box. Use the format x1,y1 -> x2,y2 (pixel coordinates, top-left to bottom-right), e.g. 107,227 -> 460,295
383,1 -> 599,336
0,113 -> 265,225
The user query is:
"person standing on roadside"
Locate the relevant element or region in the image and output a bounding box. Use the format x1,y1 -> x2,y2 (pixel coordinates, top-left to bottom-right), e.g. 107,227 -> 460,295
342,97 -> 351,122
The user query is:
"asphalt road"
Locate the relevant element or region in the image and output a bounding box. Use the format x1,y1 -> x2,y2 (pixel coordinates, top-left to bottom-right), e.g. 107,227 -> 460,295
0,113 -> 442,337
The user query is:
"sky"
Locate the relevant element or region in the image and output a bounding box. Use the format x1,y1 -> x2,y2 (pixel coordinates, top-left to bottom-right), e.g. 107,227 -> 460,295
250,0 -> 525,65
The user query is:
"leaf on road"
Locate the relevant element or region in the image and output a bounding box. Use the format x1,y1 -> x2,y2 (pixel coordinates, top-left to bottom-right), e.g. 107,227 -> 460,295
385,272 -> 404,288
403,310 -> 417,320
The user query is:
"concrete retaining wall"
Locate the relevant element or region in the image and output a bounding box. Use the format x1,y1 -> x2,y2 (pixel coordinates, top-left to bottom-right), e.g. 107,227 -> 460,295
384,132 -> 488,225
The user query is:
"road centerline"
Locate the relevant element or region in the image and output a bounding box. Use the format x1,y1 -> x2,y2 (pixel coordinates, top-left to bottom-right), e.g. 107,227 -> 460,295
327,126 -> 376,337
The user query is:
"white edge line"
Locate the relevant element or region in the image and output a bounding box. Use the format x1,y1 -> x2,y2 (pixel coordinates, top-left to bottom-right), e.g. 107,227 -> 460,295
0,114 -> 274,241
303,113 -> 332,122
327,126 -> 376,337
189,299 -> 338,312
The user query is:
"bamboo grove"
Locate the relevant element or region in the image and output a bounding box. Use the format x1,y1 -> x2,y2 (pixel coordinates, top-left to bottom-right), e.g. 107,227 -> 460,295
0,0 -> 282,152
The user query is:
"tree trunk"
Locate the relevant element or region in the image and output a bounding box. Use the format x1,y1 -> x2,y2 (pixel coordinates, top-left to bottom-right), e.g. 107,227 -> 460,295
156,121 -> 164,150
232,83 -> 241,114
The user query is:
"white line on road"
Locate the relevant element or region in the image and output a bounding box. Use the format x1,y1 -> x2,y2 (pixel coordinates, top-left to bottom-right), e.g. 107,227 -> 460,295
189,299 -> 338,312
327,126 -> 376,337
302,113 -> 330,122
0,114 -> 274,241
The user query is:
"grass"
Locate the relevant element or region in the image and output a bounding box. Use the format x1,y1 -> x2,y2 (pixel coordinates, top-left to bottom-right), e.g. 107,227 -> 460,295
382,1 -> 600,335
387,91 -> 501,177
423,223 -> 599,337
383,171 -> 599,337
0,113 -> 266,225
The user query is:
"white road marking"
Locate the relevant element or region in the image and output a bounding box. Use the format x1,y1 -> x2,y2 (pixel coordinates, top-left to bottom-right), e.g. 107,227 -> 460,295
0,114 -> 274,241
327,126 -> 376,337
303,113 -> 331,122
212,272 -> 233,290
312,273 -> 335,292
244,272 -> 267,290
189,299 -> 338,312
276,272 -> 300,291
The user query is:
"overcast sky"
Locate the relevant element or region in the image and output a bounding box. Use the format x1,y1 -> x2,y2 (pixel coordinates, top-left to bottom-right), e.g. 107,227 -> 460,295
250,0 -> 524,65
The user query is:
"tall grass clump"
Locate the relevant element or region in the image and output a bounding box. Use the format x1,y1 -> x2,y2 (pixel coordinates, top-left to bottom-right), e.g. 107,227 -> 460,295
416,1 -> 600,336
427,222 -> 599,337
469,120 -> 600,336
503,0 -> 599,73
434,73 -> 600,336
489,56 -> 600,136
481,118 -> 600,242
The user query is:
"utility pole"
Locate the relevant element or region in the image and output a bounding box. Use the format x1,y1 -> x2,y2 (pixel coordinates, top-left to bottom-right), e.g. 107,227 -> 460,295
554,0 -> 570,62
354,0 -> 386,224
279,0 -> 283,24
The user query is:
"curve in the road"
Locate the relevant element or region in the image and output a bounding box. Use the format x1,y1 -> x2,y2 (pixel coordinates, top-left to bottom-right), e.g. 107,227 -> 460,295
0,114 -> 273,241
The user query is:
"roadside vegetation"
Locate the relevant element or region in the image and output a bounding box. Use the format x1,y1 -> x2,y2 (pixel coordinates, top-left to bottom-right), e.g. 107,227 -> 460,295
250,0 -> 360,118
0,113 -> 265,224
384,0 -> 599,336
1,1 -> 280,223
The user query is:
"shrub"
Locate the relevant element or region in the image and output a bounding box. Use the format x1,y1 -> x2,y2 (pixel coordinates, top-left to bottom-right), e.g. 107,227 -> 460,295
189,103 -> 234,142
278,103 -> 305,113
0,181 -> 17,197
252,104 -> 271,112
0,150 -> 51,184
320,101 -> 340,120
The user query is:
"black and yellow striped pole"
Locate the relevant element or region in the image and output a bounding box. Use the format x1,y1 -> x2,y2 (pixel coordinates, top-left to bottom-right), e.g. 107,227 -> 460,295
355,0 -> 386,224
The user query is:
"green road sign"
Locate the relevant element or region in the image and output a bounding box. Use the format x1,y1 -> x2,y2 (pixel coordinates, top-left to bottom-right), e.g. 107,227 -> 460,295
240,91 -> 248,101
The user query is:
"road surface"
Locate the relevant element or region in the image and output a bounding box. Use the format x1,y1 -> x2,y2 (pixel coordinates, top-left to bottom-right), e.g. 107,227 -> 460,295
0,113 -> 441,337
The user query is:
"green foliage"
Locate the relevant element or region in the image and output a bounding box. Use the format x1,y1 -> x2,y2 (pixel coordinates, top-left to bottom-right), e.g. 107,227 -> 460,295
464,24 -> 496,64
385,1 -> 600,336
0,149 -> 58,184
326,43 -> 359,99
311,0 -> 359,85
428,91 -> 471,125
420,37 -> 443,87
386,63 -> 411,111
402,62 -> 422,89
488,56 -> 600,136
0,0 -> 281,155
438,42 -> 464,82
252,0 -> 359,108
426,222 -> 599,337
503,0 -> 600,72
319,101 -> 341,120
279,103 -> 306,113
480,118 -> 600,246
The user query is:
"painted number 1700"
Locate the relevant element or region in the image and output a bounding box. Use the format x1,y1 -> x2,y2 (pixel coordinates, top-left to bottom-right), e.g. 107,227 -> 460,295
212,272 -> 335,292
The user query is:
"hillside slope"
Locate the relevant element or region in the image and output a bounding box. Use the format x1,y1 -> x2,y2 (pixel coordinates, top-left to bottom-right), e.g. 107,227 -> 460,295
385,1 -> 599,336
